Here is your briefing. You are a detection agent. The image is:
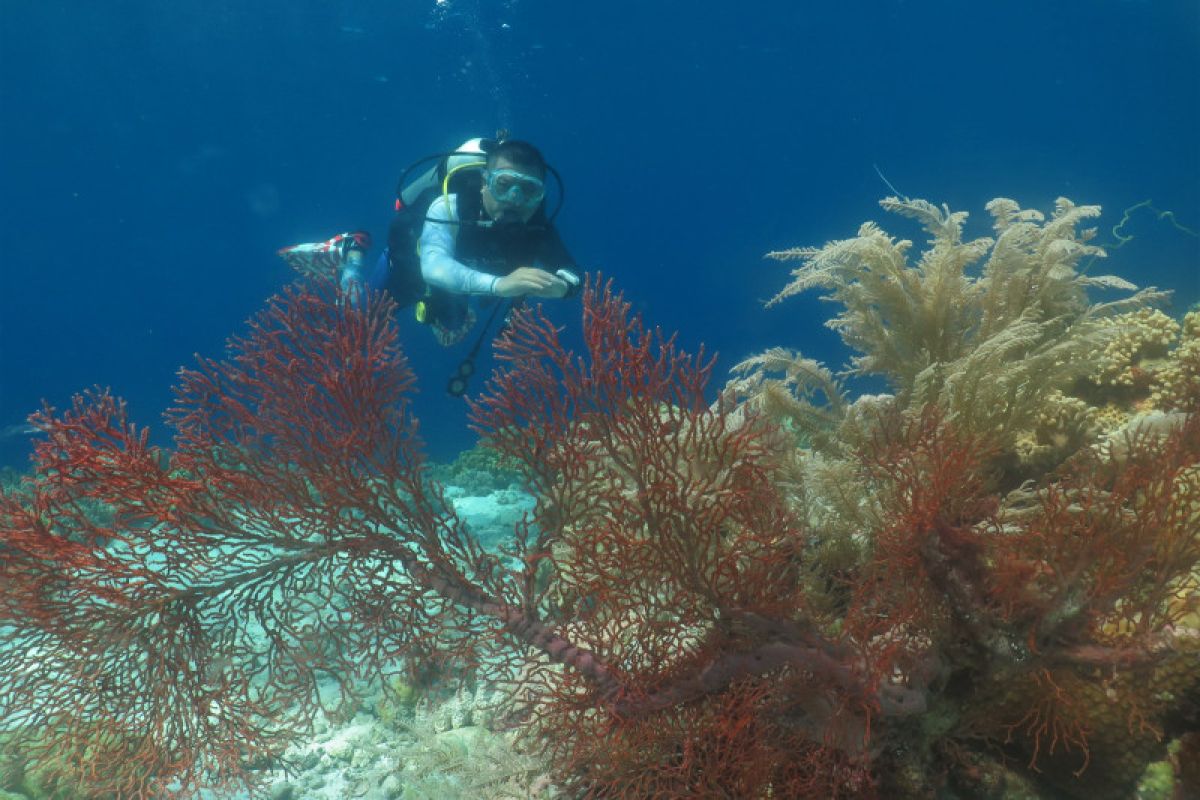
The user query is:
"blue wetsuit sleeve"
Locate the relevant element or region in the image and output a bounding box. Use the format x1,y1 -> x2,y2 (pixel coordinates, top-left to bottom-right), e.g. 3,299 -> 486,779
420,196 -> 500,295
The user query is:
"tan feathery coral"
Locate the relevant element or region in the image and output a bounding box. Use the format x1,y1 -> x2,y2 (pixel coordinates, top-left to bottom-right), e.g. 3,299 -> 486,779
724,347 -> 846,451
738,196 -> 1199,798
747,197 -> 1168,462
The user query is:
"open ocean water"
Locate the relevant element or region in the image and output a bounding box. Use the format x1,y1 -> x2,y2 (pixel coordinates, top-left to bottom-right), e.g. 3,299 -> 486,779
1,0 -> 1197,466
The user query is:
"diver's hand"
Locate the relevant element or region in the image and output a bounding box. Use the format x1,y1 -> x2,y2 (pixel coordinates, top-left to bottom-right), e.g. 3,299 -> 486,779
493,267 -> 569,299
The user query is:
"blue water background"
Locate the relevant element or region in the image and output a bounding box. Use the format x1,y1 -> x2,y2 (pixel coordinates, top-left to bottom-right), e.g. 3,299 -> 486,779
2,0 -> 1197,468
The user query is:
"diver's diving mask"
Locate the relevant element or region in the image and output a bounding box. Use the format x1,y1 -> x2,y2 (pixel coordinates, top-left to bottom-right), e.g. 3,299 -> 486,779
485,168 -> 545,207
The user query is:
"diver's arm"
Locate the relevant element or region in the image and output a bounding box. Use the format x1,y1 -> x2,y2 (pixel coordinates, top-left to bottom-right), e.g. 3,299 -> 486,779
419,196 -> 501,295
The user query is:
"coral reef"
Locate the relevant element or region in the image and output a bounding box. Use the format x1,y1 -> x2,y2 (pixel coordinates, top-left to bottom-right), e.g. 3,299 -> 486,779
0,196 -> 1196,799
4,278 -> 861,798
425,443 -> 524,495
727,196 -> 1200,797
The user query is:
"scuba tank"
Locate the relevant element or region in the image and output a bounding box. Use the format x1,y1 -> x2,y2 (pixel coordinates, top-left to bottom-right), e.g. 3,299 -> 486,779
395,137 -> 491,214
385,138 -> 495,311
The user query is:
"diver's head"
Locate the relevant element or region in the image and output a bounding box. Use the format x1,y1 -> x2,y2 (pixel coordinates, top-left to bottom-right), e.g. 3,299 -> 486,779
481,139 -> 547,224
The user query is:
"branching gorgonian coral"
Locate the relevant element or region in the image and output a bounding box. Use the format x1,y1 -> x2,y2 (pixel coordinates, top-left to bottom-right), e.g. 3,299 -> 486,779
732,197 -> 1168,456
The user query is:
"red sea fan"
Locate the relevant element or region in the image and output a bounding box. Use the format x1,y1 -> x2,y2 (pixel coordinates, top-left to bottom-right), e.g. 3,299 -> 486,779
0,276 -> 934,799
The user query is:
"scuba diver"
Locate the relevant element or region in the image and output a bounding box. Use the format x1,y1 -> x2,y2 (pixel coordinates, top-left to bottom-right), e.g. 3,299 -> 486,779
279,134 -> 580,395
